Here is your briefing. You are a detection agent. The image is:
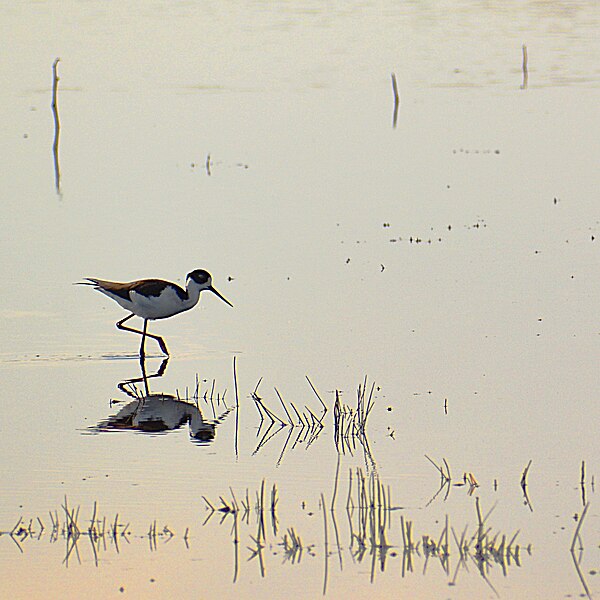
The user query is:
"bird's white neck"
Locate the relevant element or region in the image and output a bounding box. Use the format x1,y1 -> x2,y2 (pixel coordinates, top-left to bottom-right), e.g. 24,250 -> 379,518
184,280 -> 207,309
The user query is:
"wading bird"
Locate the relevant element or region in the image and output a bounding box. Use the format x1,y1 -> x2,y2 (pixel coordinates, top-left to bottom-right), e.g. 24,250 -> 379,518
79,269 -> 232,357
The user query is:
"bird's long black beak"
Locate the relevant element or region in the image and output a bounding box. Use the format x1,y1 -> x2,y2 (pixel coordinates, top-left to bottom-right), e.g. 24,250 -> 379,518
210,286 -> 233,307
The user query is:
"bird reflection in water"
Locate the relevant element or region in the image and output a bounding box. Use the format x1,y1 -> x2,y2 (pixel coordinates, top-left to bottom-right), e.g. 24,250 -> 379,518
90,357 -> 229,445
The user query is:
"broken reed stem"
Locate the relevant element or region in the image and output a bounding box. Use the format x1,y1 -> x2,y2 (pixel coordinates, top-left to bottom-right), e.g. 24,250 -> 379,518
89,501 -> 97,533
270,483 -> 278,512
202,496 -> 215,511
333,390 -> 341,432
306,376 -> 327,414
363,380 -> 375,426
425,454 -> 449,481
580,460 -> 587,506
194,373 -> 200,401
258,479 -> 266,542
11,517 -> 23,536
252,377 -> 263,397
289,401 -> 303,427
230,487 -> 239,512
274,387 -> 292,424
442,458 -> 451,482
208,379 -> 216,417
254,396 -> 277,424
334,377 -> 376,452
391,72 -> 399,104
521,460 -> 532,487
475,496 -> 483,528
52,58 -> 60,103
305,405 -> 323,427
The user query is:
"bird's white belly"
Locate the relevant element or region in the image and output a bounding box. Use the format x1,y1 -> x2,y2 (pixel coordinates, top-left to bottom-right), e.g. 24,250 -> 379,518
130,288 -> 193,320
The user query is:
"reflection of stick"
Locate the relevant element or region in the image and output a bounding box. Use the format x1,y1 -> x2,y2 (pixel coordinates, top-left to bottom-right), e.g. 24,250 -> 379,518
391,73 -> 400,128
570,502 -> 589,552
51,58 -> 61,193
331,453 -> 341,510
275,426 -> 294,466
570,503 -> 592,599
233,356 -> 239,457
570,545 -> 592,600
330,501 -> 343,571
232,511 -> 239,583
521,45 -> 528,90
321,493 -> 329,595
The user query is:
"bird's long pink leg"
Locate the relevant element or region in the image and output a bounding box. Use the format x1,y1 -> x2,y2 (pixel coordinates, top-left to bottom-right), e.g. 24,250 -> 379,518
116,314 -> 169,357
140,319 -> 148,358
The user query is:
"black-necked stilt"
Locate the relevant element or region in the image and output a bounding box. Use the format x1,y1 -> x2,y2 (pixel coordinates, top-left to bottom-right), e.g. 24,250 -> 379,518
79,269 -> 232,357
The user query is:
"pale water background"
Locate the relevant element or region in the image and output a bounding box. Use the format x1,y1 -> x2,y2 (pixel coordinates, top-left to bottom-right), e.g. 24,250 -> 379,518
0,1 -> 599,599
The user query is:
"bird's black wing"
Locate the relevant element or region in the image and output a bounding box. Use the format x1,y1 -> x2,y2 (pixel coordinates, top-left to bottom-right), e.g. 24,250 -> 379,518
131,279 -> 188,300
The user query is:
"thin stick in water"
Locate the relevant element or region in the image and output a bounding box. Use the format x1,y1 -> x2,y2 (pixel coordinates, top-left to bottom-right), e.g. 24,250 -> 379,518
51,58 -> 61,193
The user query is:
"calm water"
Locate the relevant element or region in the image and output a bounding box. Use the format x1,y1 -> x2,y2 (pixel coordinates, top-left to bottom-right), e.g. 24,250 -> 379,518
1,1 -> 599,598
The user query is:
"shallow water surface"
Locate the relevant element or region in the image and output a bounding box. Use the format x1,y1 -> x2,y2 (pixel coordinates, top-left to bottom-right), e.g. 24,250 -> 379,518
1,2 -> 599,599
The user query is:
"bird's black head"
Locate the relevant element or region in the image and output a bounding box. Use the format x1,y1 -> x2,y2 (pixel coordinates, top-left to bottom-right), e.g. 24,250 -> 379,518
186,269 -> 211,285
186,269 -> 233,307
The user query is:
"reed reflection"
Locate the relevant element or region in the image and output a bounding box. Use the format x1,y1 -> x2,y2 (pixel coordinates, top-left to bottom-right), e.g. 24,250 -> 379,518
248,376 -> 327,464
521,44 -> 528,89
391,72 -> 400,128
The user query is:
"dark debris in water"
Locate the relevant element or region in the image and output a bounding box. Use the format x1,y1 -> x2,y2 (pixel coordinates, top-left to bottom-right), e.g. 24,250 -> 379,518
452,148 -> 500,155
380,219 -> 487,248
